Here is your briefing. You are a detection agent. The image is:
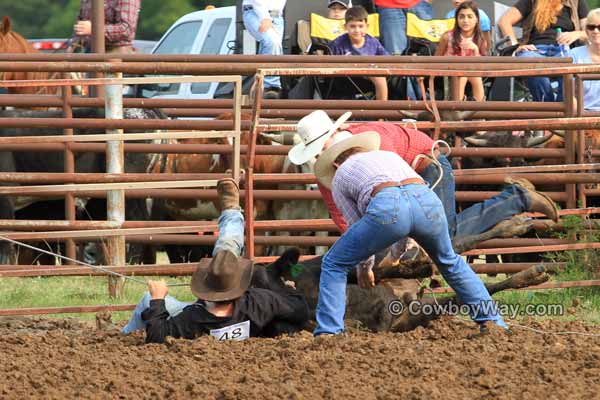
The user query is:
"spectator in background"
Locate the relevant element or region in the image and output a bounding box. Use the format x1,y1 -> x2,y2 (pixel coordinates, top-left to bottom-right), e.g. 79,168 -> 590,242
498,0 -> 589,102
74,0 -> 141,54
375,0 -> 433,56
445,0 -> 492,50
242,0 -> 287,99
436,1 -> 488,101
329,6 -> 389,100
328,0 -> 352,20
571,9 -> 600,111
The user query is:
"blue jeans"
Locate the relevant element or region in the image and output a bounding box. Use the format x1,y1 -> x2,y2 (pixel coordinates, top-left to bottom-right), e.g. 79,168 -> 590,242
516,44 -> 564,102
378,2 -> 432,100
378,2 -> 432,55
122,209 -> 245,333
455,184 -> 531,238
420,155 -> 457,234
314,185 -> 506,335
420,155 -> 532,239
243,8 -> 284,89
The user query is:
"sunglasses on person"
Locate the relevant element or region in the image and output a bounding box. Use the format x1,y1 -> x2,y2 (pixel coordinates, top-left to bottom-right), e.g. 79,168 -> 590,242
586,24 -> 600,32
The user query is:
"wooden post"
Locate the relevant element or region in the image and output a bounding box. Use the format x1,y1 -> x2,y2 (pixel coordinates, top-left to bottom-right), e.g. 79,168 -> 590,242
105,69 -> 126,298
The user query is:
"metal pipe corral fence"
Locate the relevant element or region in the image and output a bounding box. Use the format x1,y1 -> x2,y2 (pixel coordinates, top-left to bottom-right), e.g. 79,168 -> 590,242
0,56 -> 599,315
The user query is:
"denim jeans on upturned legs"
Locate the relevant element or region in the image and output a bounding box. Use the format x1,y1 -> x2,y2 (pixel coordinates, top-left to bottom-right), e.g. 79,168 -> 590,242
419,154 -> 456,235
516,44 -> 564,102
454,184 -> 531,238
122,209 -> 245,333
212,209 -> 245,257
314,184 -> 506,335
243,9 -> 284,89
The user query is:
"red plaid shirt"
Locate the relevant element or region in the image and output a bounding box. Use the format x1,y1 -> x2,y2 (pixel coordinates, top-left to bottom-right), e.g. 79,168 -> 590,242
319,122 -> 434,232
78,0 -> 140,48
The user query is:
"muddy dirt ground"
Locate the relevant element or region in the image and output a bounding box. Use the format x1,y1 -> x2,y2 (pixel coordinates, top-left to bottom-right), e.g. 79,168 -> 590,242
0,316 -> 599,400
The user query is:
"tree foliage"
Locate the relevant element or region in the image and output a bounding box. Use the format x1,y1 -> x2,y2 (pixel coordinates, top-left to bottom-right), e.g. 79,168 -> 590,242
3,0 -> 597,42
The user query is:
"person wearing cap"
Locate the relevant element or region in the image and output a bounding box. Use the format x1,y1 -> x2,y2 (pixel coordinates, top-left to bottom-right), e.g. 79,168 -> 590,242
287,110 -> 559,246
312,136 -> 507,335
243,0 -> 287,99
328,0 -> 352,20
122,178 -> 309,343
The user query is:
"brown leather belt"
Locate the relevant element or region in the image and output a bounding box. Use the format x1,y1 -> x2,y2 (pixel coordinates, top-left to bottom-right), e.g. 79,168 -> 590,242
414,148 -> 441,175
371,178 -> 426,197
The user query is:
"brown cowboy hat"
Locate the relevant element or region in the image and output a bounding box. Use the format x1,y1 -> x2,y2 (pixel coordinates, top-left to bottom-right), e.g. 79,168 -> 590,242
314,131 -> 381,189
191,250 -> 254,302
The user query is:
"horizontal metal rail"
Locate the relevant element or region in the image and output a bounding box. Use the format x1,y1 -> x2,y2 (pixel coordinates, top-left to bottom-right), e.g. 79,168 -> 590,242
256,117 -> 600,133
0,54 -> 574,63
258,65 -> 600,78
463,242 -> 600,256
0,74 -> 243,89
0,188 -> 568,202
0,130 -> 239,144
0,180 -> 220,194
431,280 -> 600,293
0,142 -> 568,159
0,262 -> 567,278
0,304 -> 136,316
0,62 -> 581,75
0,164 -> 595,184
0,95 -> 568,111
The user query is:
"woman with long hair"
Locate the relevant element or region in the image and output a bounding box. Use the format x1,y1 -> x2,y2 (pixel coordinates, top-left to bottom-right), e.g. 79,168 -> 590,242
436,1 -> 487,101
498,0 -> 590,102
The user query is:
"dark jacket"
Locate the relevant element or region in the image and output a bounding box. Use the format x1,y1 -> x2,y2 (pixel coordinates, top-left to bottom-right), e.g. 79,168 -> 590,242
142,287 -> 309,344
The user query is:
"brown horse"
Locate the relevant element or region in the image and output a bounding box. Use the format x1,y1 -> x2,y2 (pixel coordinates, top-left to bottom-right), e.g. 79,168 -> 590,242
0,16 -> 83,96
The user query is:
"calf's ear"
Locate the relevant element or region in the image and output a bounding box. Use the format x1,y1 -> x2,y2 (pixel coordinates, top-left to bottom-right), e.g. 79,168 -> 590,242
271,247 -> 301,272
1,17 -> 11,35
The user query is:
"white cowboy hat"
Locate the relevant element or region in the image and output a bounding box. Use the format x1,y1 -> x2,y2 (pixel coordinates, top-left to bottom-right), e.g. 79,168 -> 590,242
288,110 -> 352,165
314,131 -> 381,189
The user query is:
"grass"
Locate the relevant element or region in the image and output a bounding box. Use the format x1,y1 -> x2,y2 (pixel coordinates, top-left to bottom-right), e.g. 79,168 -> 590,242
492,267 -> 600,324
488,214 -> 600,324
0,275 -> 197,322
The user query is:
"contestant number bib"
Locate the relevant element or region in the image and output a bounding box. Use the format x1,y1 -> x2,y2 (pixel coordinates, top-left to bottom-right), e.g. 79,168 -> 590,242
209,320 -> 250,341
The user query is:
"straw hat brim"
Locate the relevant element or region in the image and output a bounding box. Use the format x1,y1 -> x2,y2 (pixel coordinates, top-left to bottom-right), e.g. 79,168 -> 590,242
288,111 -> 352,165
314,131 -> 381,189
191,257 -> 254,302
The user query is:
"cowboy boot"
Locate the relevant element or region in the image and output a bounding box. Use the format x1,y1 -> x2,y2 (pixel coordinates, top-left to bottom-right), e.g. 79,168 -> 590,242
217,178 -> 240,211
508,177 -> 559,222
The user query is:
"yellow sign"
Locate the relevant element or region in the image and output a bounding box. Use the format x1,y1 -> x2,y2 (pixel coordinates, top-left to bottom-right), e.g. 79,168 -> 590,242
310,13 -> 380,41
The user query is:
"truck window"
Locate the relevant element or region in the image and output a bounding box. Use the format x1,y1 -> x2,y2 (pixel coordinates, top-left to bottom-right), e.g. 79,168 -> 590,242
155,21 -> 203,55
191,18 -> 232,95
141,21 -> 203,97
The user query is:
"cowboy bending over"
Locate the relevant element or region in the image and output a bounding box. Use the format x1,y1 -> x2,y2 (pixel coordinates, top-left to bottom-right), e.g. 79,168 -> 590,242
312,134 -> 507,335
123,178 -> 309,343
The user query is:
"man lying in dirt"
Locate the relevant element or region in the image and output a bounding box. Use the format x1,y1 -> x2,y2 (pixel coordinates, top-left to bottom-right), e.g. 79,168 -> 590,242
311,133 -> 508,336
122,178 -> 310,343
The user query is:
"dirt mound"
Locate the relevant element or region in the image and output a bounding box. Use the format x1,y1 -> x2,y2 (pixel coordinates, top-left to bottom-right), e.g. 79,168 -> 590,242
0,316 -> 599,399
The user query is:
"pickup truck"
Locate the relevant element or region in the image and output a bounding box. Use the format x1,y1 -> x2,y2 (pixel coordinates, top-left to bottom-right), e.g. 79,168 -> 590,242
135,1 -> 377,100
